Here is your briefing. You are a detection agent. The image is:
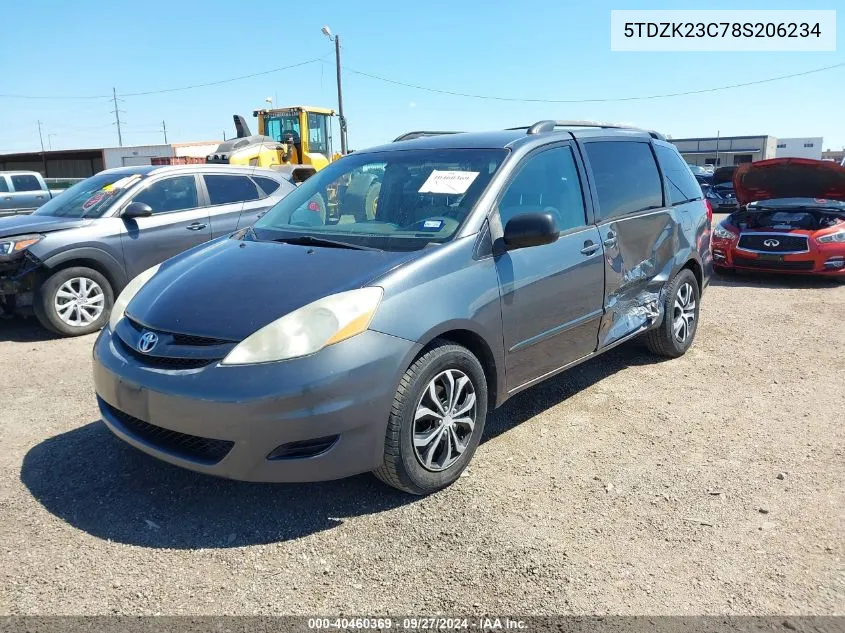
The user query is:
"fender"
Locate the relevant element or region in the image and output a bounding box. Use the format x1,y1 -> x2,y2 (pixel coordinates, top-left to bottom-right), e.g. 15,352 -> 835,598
41,247 -> 128,293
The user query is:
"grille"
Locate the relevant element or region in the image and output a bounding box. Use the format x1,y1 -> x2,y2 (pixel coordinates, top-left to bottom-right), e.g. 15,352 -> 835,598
126,317 -> 230,346
738,234 -> 808,253
116,337 -> 213,369
102,400 -> 234,464
267,435 -> 340,460
733,256 -> 815,271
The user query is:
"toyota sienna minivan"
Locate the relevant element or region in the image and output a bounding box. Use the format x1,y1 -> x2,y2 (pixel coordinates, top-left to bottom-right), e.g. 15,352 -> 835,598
93,120 -> 712,495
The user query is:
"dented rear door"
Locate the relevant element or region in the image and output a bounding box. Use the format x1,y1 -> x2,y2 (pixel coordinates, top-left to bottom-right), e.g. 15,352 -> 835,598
582,138 -> 675,348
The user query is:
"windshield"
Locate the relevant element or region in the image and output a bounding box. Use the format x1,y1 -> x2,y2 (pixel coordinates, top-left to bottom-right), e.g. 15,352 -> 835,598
264,114 -> 301,143
252,148 -> 507,251
33,172 -> 143,218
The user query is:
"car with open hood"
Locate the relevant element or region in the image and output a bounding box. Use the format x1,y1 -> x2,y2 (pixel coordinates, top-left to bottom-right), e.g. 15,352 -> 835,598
711,158 -> 845,277
92,119 -> 711,495
0,165 -> 293,335
702,165 -> 739,213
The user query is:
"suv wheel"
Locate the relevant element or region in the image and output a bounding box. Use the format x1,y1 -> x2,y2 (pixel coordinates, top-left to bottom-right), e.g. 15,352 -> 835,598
35,267 -> 114,337
644,268 -> 700,358
373,341 -> 488,495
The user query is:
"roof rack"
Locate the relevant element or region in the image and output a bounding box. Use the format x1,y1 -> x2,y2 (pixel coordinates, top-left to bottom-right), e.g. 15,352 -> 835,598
393,131 -> 462,142
519,120 -> 666,141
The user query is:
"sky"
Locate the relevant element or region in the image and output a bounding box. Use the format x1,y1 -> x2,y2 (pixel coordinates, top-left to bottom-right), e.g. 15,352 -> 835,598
1,0 -> 843,154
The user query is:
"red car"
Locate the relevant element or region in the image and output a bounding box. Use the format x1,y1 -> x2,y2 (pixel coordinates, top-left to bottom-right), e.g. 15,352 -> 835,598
711,158 -> 845,278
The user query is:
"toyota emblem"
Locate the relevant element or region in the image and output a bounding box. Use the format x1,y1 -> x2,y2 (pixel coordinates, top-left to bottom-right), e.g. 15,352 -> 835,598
137,331 -> 159,353
763,239 -> 780,248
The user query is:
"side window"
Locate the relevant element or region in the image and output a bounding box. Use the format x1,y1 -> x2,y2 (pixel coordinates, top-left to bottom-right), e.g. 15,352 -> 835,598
252,176 -> 281,197
203,175 -> 260,205
0,177 -> 8,193
584,141 -> 663,220
132,176 -> 198,214
654,144 -> 703,205
10,174 -> 42,192
498,146 -> 586,232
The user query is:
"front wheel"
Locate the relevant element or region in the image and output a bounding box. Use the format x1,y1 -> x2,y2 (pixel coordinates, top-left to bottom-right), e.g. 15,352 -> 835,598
34,267 -> 114,336
373,341 -> 488,495
644,268 -> 700,358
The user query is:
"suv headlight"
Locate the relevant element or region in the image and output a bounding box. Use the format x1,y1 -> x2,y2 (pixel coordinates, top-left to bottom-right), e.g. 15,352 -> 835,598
713,225 -> 738,240
221,287 -> 383,365
0,234 -> 44,256
108,264 -> 161,331
817,229 -> 845,244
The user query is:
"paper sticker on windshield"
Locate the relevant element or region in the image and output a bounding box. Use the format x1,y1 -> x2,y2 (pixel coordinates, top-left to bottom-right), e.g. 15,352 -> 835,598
82,192 -> 107,210
418,170 -> 479,194
108,175 -> 141,191
422,219 -> 444,230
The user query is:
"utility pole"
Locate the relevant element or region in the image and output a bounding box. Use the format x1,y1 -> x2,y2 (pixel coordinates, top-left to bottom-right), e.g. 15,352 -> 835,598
322,26 -> 348,154
715,130 -> 720,167
111,87 -> 124,147
161,120 -> 168,144
37,120 -> 47,175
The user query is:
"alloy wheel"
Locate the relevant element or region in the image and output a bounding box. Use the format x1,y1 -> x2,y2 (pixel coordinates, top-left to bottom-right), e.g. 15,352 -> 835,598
672,281 -> 696,344
413,369 -> 477,472
54,277 -> 105,327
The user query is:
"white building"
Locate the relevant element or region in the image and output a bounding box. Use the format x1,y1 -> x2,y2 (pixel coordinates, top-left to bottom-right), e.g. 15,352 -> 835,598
774,137 -> 823,160
102,142 -> 221,169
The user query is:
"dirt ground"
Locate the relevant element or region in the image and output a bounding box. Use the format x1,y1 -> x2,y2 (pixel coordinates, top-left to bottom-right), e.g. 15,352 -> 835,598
1,252 -> 843,615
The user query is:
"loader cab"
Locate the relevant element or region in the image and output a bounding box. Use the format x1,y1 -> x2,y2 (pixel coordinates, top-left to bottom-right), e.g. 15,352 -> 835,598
255,106 -> 336,169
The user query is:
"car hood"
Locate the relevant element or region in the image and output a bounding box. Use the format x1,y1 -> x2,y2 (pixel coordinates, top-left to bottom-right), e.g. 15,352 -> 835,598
733,158 -> 845,206
0,214 -> 92,239
127,236 -> 421,341
712,166 -> 737,186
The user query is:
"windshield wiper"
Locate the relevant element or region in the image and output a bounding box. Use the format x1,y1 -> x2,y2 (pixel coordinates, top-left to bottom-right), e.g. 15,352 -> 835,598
272,235 -> 382,251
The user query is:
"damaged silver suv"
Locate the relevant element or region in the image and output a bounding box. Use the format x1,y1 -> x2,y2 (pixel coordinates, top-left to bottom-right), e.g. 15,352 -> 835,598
0,164 -> 293,335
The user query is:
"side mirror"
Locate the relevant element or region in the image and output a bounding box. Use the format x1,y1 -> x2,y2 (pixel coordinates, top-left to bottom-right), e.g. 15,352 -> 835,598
121,201 -> 153,219
503,212 -> 559,250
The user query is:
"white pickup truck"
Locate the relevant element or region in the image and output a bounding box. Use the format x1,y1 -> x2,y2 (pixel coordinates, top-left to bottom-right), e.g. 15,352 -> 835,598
0,171 -> 66,216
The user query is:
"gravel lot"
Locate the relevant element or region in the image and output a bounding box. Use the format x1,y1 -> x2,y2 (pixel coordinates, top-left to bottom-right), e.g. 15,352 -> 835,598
1,247 -> 843,615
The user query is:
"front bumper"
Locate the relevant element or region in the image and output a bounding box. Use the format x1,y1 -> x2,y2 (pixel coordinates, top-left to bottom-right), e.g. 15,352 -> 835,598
712,238 -> 845,276
93,326 -> 419,482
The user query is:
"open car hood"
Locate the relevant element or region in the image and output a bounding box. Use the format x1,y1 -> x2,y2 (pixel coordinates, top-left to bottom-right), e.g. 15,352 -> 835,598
712,166 -> 737,186
733,158 -> 845,206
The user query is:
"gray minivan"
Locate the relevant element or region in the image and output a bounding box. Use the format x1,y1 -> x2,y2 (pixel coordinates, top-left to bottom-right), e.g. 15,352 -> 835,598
93,121 -> 712,494
0,165 -> 293,335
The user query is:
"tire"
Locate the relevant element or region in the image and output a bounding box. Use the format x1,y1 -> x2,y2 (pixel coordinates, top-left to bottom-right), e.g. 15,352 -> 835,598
644,268 -> 700,358
373,340 -> 488,495
34,267 -> 114,337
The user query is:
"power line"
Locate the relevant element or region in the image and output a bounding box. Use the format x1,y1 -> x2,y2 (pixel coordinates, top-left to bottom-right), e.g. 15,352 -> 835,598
342,61 -> 845,103
0,57 -> 326,100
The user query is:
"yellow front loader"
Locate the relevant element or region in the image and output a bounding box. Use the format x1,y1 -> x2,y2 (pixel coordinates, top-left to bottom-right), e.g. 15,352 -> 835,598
206,106 -> 340,183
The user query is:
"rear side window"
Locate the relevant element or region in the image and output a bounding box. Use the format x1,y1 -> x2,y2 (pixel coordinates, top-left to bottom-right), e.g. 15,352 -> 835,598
204,175 -> 260,205
252,176 -> 281,197
498,146 -> 587,232
584,141 -> 663,220
0,177 -> 8,193
654,144 -> 703,205
10,174 -> 42,192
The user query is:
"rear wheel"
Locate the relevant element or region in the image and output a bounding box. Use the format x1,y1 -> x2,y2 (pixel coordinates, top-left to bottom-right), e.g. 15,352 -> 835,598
34,267 -> 113,337
644,268 -> 700,358
373,341 -> 488,495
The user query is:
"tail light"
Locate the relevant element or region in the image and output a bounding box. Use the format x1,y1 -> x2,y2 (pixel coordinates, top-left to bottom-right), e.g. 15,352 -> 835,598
705,199 -> 713,224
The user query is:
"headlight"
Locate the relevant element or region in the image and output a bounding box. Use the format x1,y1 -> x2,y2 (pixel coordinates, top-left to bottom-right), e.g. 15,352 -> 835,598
0,234 -> 44,256
713,225 -> 738,240
221,287 -> 383,365
108,264 -> 161,331
817,229 -> 845,244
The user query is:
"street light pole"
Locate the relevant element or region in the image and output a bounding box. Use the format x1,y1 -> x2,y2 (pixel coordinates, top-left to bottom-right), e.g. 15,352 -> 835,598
322,26 -> 348,154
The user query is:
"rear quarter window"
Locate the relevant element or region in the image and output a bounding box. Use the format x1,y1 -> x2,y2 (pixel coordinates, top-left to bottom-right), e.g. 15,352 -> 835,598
252,176 -> 282,197
584,141 -> 663,220
654,144 -> 703,205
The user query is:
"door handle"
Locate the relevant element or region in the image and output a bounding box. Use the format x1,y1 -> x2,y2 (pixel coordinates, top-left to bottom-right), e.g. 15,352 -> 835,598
186,222 -> 207,231
580,241 -> 601,256
35,195 -> 44,199
603,230 -> 617,249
